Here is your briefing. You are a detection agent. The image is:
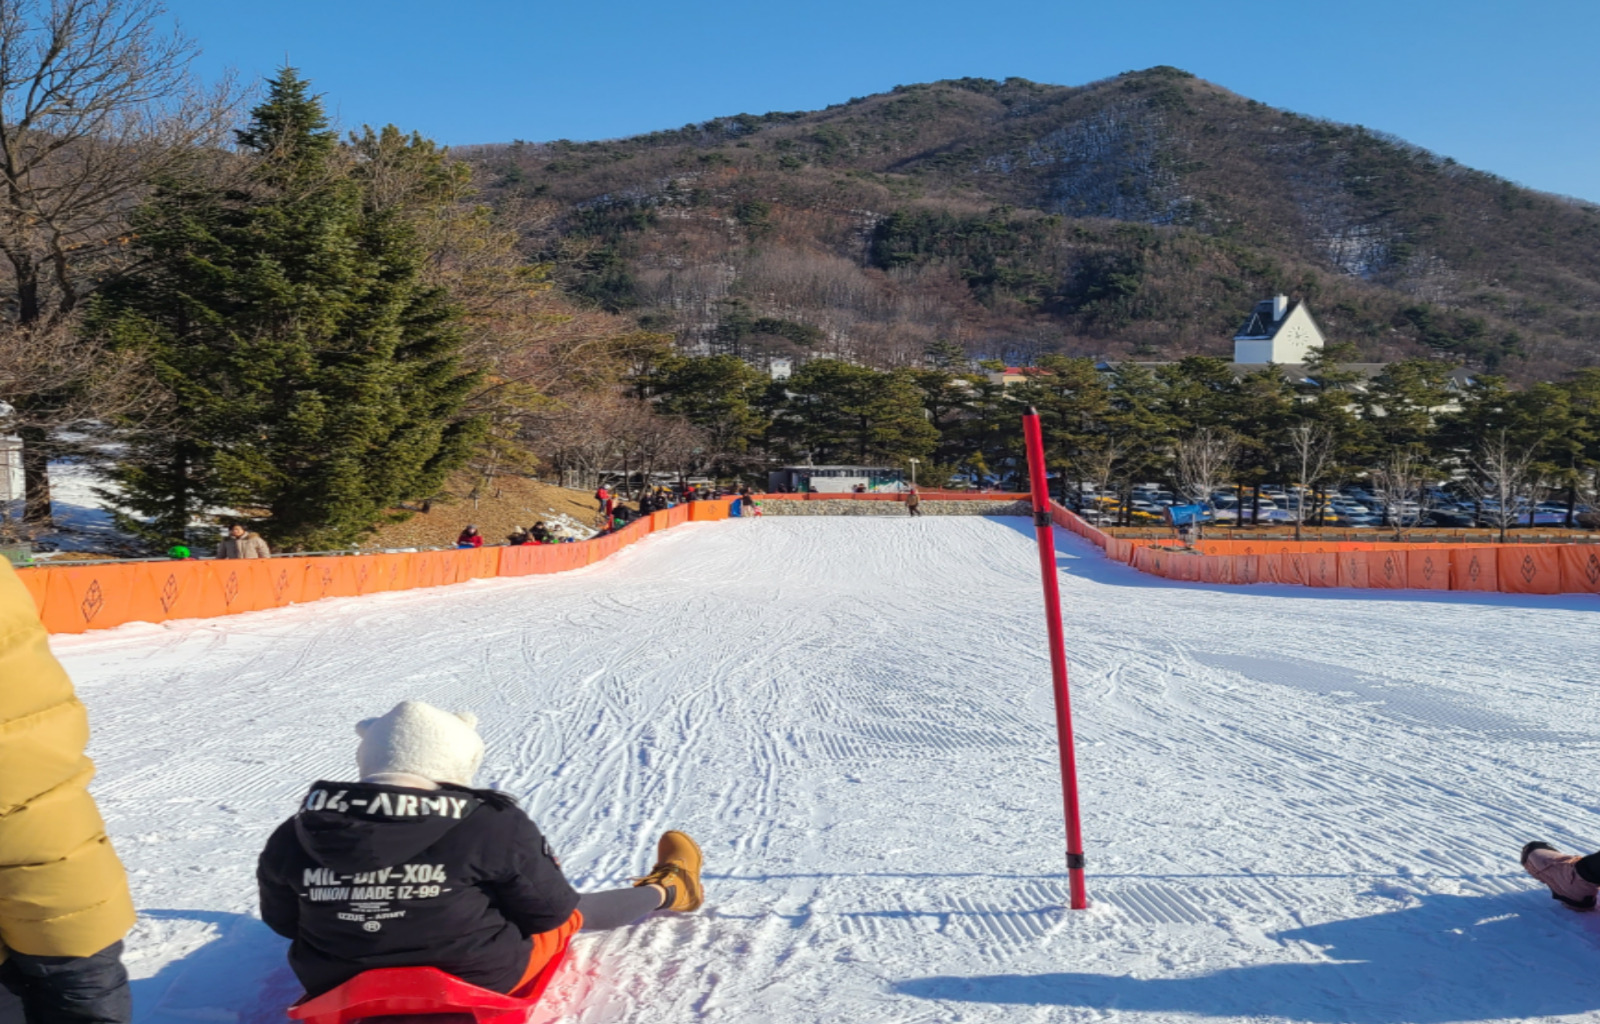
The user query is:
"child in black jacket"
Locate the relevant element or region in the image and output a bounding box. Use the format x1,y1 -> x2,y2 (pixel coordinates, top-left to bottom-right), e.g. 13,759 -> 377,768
257,701 -> 703,997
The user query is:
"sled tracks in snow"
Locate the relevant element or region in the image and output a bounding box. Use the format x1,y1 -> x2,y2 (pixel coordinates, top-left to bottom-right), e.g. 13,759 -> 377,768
826,874 -> 1534,953
1194,653 -> 1588,744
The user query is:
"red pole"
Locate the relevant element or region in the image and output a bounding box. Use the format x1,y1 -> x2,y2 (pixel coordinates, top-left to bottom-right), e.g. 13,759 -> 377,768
1022,407 -> 1089,910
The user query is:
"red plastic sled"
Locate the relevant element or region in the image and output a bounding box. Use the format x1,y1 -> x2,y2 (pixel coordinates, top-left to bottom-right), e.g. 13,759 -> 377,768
286,944 -> 570,1024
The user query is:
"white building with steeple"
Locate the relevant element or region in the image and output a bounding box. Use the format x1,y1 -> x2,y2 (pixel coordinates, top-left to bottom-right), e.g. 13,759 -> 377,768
1232,294 -> 1325,365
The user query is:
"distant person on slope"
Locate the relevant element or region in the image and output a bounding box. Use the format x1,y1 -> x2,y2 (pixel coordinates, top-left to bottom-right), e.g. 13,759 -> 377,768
0,562 -> 137,1023
257,701 -> 704,1000
905,487 -> 922,517
216,523 -> 270,559
456,526 -> 483,549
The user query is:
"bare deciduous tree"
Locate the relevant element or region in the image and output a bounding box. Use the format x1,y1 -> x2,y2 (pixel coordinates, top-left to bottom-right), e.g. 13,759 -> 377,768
1466,429 -> 1541,543
1174,428 -> 1238,509
1287,422 -> 1333,541
523,395 -> 710,511
0,0 -> 240,522
621,403 -> 707,495
1081,435 -> 1124,521
1370,447 -> 1434,542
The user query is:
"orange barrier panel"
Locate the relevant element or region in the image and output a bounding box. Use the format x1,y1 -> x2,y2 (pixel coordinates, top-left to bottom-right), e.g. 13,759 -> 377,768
501,540 -> 602,577
1267,553 -> 1304,586
1368,550 -> 1408,590
689,500 -> 730,522
1302,552 -> 1339,588
1450,548 -> 1498,592
40,563 -> 144,634
1406,550 -> 1451,590
586,533 -> 623,564
1499,546 -> 1563,595
1160,552 -> 1182,578
1148,548 -> 1200,578
1562,546 -> 1600,594
1338,552 -> 1371,589
1233,555 -> 1262,585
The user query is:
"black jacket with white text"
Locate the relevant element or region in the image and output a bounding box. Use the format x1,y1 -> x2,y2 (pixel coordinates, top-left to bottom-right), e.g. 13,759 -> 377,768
257,780 -> 579,997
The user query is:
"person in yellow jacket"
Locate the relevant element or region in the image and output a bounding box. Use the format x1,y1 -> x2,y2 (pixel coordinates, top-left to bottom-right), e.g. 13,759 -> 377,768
0,562 -> 136,1023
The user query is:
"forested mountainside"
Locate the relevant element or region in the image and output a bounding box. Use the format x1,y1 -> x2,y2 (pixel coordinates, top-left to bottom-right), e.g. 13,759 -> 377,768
461,67 -> 1600,380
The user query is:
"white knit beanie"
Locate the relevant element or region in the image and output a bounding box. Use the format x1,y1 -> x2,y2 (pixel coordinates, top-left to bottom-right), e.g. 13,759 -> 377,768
355,700 -> 485,787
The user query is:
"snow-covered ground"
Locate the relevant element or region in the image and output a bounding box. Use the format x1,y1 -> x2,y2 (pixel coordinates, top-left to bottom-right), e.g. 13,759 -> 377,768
3,455 -> 132,555
53,516 -> 1600,1024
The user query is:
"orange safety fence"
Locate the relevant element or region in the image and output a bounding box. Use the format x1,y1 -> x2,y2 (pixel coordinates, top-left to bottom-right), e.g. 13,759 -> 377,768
1059,499 -> 1600,598
23,499 -> 737,634
761,491 -> 1030,502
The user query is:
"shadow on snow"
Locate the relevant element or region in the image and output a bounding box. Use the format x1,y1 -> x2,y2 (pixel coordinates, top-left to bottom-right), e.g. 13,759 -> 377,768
130,910 -> 297,1024
895,890 -> 1600,1023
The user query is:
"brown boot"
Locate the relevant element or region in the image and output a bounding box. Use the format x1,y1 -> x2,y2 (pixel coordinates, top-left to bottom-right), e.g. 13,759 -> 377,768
1522,842 -> 1598,910
633,830 -> 703,912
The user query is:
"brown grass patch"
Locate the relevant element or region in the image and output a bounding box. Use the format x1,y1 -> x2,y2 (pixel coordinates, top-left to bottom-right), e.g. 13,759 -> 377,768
360,473 -> 606,551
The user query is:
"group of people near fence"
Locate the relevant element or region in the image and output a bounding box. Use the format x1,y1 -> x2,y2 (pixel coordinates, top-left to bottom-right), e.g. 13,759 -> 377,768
457,522 -> 573,549
172,483 -> 768,563
452,483 -> 762,549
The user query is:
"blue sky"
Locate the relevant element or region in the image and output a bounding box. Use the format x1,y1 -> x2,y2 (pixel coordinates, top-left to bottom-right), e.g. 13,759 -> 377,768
163,0 -> 1599,201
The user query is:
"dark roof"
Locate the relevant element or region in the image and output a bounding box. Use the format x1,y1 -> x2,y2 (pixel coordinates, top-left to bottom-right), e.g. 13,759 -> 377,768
1234,298 -> 1297,340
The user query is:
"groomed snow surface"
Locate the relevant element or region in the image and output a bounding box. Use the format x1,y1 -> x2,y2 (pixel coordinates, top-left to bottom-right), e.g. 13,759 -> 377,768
55,516 -> 1600,1024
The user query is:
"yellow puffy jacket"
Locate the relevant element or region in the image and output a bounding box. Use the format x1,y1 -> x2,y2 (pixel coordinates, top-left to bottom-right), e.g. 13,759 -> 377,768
0,561 -> 135,959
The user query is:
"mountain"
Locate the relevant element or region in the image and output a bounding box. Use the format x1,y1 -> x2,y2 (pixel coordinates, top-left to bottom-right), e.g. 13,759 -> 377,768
460,67 -> 1600,380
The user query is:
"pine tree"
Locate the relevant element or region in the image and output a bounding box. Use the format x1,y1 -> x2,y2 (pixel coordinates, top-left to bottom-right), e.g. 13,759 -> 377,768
648,354 -> 768,473
769,359 -> 937,467
1011,356 -> 1111,501
96,70 -> 481,550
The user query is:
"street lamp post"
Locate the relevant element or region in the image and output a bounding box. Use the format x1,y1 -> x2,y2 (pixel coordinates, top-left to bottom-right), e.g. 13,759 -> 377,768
908,458 -> 919,489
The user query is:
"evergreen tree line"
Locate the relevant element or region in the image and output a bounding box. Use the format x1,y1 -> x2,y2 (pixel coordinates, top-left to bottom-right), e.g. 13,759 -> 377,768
639,341 -> 1600,531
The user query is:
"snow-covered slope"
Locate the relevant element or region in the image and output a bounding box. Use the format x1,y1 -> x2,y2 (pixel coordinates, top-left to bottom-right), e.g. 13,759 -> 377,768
54,517 -> 1600,1024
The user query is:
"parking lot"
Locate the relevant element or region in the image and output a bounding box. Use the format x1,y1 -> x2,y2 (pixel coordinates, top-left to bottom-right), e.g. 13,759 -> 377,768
1072,483 -> 1596,532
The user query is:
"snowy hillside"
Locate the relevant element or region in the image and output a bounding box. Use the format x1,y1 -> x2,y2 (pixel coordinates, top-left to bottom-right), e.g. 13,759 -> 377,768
54,516 -> 1600,1023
